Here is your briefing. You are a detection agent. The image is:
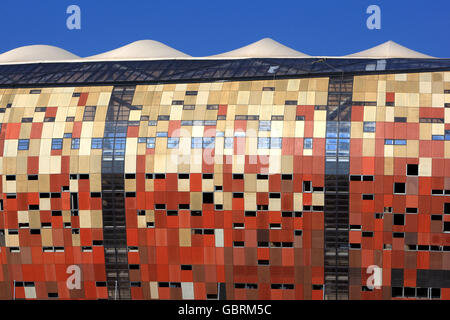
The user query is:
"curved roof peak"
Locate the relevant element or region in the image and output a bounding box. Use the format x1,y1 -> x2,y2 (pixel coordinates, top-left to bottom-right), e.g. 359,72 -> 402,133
347,40 -> 434,58
84,40 -> 191,60
0,45 -> 79,63
209,38 -> 310,58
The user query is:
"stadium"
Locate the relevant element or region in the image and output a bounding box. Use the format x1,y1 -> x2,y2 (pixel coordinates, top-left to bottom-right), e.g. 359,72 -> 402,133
0,38 -> 449,300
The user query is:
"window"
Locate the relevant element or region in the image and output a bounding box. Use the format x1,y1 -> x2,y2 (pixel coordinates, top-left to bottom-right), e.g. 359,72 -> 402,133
191,137 -> 203,149
407,164 -> 418,176
18,139 -> 29,150
270,138 -> 282,149
432,135 -> 444,141
385,139 -> 406,145
394,182 -> 406,194
146,138 -> 155,149
363,121 -> 376,132
158,115 -> 170,121
444,222 -> 450,233
71,138 -> 80,150
203,137 -> 215,149
393,214 -> 405,225
395,140 -> 407,145
51,139 -> 63,150
259,121 -> 271,131
167,138 -> 179,149
91,138 -> 103,149
156,132 -> 168,137
224,137 -> 234,149
257,137 -> 270,149
394,117 -> 407,123
303,181 -> 312,192
83,106 -> 96,121
257,137 -> 282,149
304,138 -> 313,149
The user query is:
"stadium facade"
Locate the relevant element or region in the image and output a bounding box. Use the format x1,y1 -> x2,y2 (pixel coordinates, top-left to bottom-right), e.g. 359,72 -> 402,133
0,39 -> 449,300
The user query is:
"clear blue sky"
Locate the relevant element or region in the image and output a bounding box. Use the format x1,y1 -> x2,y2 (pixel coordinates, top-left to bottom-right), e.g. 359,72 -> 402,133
0,0 -> 449,58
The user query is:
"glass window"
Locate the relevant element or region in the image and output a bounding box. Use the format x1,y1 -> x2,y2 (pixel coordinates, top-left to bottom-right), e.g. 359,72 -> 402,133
167,138 -> 179,149
385,139 -> 394,145
326,139 -> 337,155
138,137 -> 147,143
18,139 -> 29,150
148,120 -> 157,126
363,121 -> 376,132
258,137 -> 270,149
394,139 -> 407,145
224,137 -> 234,149
339,122 -> 351,138
83,106 -> 96,121
203,137 -> 215,149
63,133 -> 72,138
156,132 -> 168,138
432,135 -> 444,141
304,138 -> 313,149
91,138 -> 103,149
71,138 -> 80,150
445,130 -> 450,140
259,121 -> 271,131
181,120 -> 193,126
191,137 -> 203,149
51,139 -> 63,150
146,138 -> 155,149
270,137 -> 282,149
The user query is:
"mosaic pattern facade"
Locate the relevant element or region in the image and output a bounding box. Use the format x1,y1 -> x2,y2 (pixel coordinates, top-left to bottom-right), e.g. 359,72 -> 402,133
0,71 -> 450,299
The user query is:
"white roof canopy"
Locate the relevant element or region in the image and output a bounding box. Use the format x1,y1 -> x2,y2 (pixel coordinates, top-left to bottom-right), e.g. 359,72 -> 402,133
346,40 -> 433,59
0,39 -> 441,64
0,45 -> 79,63
84,40 -> 191,61
208,38 -> 310,58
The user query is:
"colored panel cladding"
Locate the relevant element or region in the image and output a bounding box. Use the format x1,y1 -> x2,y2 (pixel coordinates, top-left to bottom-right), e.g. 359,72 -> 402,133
0,70 -> 449,300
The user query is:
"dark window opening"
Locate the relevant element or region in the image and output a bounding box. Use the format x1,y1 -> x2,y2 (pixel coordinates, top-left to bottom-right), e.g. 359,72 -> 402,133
394,182 -> 406,194
394,214 -> 405,225
407,164 -> 419,176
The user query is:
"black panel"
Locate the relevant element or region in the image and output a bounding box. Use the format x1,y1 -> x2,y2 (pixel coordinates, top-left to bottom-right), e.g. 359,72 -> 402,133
391,269 -> 404,287
417,270 -> 450,288
0,58 -> 449,87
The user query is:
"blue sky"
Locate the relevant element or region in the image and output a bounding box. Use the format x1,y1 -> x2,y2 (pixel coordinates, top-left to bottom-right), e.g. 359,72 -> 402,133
0,0 -> 449,58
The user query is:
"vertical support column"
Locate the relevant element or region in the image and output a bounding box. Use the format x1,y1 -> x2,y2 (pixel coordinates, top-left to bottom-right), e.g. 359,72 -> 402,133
324,76 -> 353,300
101,86 -> 135,300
